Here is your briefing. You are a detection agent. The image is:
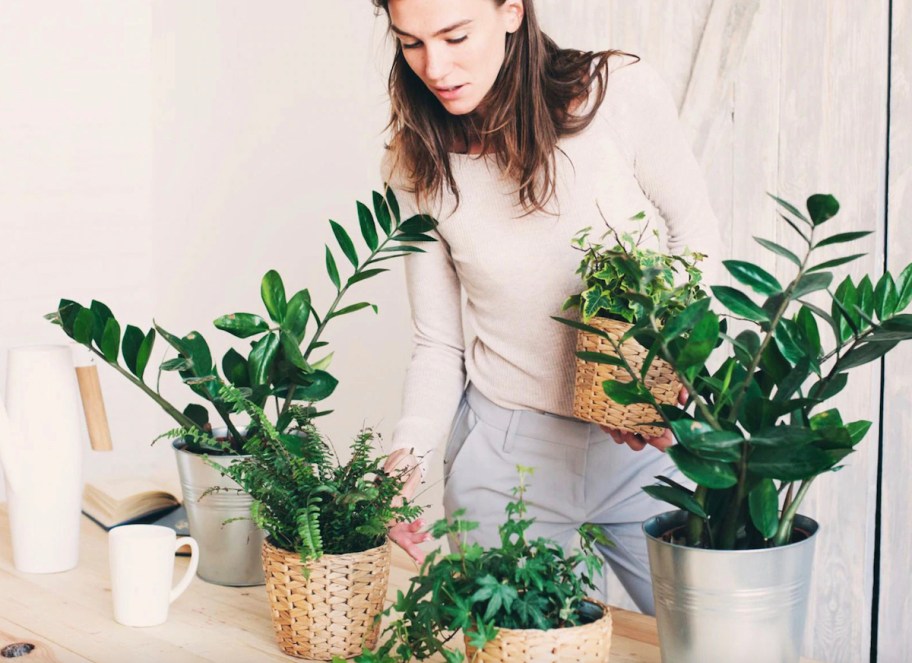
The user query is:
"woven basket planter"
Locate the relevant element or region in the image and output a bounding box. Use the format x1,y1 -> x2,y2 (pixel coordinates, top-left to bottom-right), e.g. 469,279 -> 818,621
262,538 -> 391,661
464,599 -> 612,662
573,317 -> 682,438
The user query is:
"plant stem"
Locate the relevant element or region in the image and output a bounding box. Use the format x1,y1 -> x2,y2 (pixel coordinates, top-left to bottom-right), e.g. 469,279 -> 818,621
718,446 -> 749,549
773,479 -> 814,546
686,486 -> 708,546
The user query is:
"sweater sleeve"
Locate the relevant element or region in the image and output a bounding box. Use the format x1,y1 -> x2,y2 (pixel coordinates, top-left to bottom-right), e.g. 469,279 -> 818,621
603,58 -> 725,288
382,152 -> 467,478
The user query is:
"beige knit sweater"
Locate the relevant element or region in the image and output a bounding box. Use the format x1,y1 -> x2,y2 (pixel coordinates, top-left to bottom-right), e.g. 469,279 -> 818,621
382,57 -> 723,475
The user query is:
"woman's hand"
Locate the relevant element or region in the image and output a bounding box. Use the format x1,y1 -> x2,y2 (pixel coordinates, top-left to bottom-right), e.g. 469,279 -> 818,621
383,448 -> 430,563
600,387 -> 688,453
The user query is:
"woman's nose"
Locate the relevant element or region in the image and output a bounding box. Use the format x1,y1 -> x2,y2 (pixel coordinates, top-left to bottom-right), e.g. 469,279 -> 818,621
424,44 -> 452,83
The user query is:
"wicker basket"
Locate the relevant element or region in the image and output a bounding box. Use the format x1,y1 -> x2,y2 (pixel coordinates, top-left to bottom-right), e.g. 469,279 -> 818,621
464,598 -> 612,662
573,317 -> 682,438
261,538 -> 391,660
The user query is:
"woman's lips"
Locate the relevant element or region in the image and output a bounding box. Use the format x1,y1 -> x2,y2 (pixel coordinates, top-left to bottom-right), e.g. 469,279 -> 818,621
435,84 -> 466,101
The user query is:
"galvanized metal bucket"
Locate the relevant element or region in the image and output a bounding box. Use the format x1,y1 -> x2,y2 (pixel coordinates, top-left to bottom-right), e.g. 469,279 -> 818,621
173,437 -> 265,587
644,510 -> 818,663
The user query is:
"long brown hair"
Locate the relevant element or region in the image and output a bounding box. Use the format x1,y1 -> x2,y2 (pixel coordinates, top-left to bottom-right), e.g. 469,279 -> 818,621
373,0 -> 636,214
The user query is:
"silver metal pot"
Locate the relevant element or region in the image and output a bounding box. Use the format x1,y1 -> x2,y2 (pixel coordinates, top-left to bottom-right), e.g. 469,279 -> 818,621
173,437 -> 265,586
644,510 -> 818,663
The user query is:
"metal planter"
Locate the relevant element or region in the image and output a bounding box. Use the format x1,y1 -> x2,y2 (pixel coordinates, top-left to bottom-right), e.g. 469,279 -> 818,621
173,438 -> 265,586
644,510 -> 818,663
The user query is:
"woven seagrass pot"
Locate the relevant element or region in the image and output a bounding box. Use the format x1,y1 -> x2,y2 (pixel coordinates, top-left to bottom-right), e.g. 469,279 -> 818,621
464,599 -> 612,663
573,317 -> 682,438
262,538 -> 391,660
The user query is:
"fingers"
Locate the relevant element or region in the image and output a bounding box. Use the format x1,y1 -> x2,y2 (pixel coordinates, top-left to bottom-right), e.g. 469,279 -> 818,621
388,520 -> 431,563
678,386 -> 689,406
645,429 -> 674,452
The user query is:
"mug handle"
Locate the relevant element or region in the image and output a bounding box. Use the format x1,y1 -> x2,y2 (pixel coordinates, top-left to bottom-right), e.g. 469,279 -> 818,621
170,536 -> 200,604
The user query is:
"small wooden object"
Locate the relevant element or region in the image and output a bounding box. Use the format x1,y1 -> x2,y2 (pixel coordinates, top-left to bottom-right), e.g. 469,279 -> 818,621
75,364 -> 113,452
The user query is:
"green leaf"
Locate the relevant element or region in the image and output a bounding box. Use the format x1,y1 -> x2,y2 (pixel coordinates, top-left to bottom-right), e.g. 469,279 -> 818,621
311,352 -> 333,371
100,317 -> 121,363
347,268 -> 388,287
670,419 -> 742,462
325,246 -> 341,291
292,370 -> 338,402
809,372 -> 848,400
667,445 -> 737,489
807,254 -> 865,273
122,325 -> 144,375
748,478 -> 779,539
222,348 -> 249,388
214,313 -> 270,339
711,286 -> 770,322
780,214 -> 810,244
90,300 -> 115,347
181,331 -> 213,376
896,263 -> 912,311
874,272 -> 898,321
768,194 -> 810,224
328,302 -> 374,320
183,403 -> 209,428
676,310 -> 720,372
642,484 -> 708,519
248,332 -> 279,386
663,297 -> 711,342
754,237 -> 801,267
847,420 -> 872,446
398,214 -> 437,234
260,270 -> 287,323
330,220 -> 359,268
791,272 -> 833,299
810,408 -> 843,430
748,425 -> 817,448
136,329 -> 155,380
285,290 -> 311,341
835,341 -> 898,371
858,276 -> 875,321
161,357 -> 191,371
723,260 -> 782,296
73,308 -> 95,345
393,233 -> 436,243
359,200 -> 379,250
384,186 -> 400,226
602,380 -> 652,406
814,230 -> 872,248
749,445 -> 834,481
279,331 -> 311,372
806,194 -> 840,226
796,307 -> 821,357
575,351 -> 624,367
154,322 -> 189,356
57,299 -> 83,336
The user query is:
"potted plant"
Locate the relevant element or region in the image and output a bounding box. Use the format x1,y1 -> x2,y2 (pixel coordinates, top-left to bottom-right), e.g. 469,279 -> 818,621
562,214 -> 706,437
557,194 -> 912,662
346,467 -> 613,663
189,382 -> 422,660
47,187 -> 435,587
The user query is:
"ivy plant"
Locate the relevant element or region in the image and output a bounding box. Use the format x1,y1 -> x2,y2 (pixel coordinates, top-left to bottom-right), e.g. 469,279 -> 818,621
563,212 -> 706,325
47,187 -> 436,453
342,467 -> 607,663
557,193 -> 912,550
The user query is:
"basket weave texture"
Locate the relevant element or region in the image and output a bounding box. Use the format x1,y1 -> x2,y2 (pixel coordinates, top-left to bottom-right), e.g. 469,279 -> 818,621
464,599 -> 612,662
573,317 -> 682,438
262,538 -> 391,660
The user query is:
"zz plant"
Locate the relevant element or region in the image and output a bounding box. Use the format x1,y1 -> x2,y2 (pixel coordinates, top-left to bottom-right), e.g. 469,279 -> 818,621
344,467 -> 607,663
47,188 -> 436,453
558,194 -> 912,550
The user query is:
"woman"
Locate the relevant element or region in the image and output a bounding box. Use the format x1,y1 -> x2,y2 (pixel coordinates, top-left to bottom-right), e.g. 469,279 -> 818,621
375,0 -> 722,615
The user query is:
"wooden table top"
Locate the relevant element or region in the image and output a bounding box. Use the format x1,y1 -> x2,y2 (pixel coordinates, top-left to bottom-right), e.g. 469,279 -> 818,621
0,506 -> 818,662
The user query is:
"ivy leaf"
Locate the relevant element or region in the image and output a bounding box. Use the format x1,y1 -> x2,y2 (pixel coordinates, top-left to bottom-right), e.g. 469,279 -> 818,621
723,260 -> 782,295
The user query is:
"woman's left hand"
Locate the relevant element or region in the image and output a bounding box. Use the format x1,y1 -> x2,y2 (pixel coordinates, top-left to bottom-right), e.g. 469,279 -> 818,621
600,387 -> 688,452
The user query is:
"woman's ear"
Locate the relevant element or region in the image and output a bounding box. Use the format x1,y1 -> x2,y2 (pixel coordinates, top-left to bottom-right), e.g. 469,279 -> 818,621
502,0 -> 525,34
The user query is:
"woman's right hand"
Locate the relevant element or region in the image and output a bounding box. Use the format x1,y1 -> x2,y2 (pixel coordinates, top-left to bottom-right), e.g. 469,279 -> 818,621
383,448 -> 430,563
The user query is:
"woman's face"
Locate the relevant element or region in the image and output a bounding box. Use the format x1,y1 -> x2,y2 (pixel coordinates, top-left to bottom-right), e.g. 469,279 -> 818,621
387,0 -> 524,116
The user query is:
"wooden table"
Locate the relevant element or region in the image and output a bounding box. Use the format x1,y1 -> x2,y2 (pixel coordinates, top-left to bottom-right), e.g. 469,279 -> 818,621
0,507 -> 817,662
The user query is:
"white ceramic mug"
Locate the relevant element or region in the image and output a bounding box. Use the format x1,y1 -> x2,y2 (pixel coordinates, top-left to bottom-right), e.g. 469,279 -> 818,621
108,525 -> 200,627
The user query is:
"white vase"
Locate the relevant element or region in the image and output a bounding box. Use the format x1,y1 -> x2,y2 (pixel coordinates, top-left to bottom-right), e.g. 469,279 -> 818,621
0,345 -> 84,573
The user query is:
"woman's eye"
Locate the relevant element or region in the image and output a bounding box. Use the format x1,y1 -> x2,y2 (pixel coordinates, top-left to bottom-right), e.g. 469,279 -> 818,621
447,36 -> 468,45
401,41 -> 422,50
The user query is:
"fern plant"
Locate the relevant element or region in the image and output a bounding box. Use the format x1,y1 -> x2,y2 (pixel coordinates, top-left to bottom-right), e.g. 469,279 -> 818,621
186,383 -> 423,559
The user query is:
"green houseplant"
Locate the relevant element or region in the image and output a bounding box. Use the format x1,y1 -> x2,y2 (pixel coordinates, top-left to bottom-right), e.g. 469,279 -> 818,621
563,214 -> 706,437
47,187 -> 436,586
345,467 -> 613,663
557,194 -> 912,662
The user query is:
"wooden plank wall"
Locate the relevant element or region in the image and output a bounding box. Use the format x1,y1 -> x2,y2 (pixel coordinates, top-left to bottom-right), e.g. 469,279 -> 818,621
540,2 -> 894,661
879,0 -> 912,661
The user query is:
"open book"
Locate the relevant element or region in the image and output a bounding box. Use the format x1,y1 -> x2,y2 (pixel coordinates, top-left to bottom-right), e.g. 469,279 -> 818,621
82,477 -> 181,531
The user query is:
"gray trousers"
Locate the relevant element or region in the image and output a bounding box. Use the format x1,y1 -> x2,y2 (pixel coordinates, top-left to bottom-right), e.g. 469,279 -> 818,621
442,384 -> 681,616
